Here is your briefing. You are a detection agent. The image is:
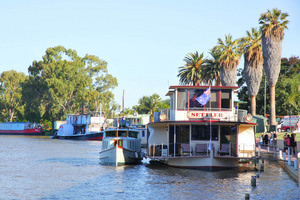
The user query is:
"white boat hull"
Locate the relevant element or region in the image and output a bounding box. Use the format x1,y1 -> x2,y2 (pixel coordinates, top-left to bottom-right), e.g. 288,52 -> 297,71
166,156 -> 238,170
100,145 -> 142,165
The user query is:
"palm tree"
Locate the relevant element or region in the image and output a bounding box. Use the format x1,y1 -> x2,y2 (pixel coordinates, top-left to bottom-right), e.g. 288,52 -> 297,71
215,34 -> 241,86
178,51 -> 205,86
259,8 -> 289,125
202,48 -> 221,86
240,28 -> 263,116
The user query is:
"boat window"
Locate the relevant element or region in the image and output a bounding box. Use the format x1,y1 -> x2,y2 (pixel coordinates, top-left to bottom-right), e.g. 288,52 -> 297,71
128,131 -> 138,138
177,89 -> 187,110
118,131 -> 127,137
221,90 -> 231,109
191,125 -> 218,140
189,89 -> 204,110
210,90 -> 219,108
106,131 -> 117,137
105,130 -> 127,137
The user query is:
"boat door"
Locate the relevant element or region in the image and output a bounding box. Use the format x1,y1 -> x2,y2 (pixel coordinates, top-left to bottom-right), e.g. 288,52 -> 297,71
220,125 -> 237,156
168,125 -> 189,156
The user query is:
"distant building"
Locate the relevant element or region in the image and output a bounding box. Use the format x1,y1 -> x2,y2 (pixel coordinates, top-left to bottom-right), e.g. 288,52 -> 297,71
124,114 -> 151,126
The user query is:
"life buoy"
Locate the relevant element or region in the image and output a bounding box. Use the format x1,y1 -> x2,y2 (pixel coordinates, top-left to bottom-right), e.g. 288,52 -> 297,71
245,114 -> 253,122
159,114 -> 167,121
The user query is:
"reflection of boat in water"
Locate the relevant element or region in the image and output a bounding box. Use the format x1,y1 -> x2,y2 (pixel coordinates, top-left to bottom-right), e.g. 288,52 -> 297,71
53,111 -> 103,140
0,122 -> 42,135
147,85 -> 256,170
99,126 -> 143,165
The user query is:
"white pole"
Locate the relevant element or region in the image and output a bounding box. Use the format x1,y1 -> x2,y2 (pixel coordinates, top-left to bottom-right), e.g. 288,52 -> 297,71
297,152 -> 300,200
288,147 -> 291,166
279,150 -> 282,159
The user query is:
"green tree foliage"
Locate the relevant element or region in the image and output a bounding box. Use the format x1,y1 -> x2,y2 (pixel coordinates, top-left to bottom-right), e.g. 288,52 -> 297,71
237,57 -> 300,116
22,46 -> 118,124
0,70 -> 26,122
178,51 -> 206,86
202,48 -> 221,86
134,94 -> 170,117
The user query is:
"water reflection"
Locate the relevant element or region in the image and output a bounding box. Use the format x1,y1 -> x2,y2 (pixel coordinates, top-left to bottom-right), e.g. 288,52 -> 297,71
0,136 -> 298,200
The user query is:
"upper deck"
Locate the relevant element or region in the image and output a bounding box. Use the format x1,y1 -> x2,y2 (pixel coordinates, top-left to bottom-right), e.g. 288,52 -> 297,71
154,85 -> 250,123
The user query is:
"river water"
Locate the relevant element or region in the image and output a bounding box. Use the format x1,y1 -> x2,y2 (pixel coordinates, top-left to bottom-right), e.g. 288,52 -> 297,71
0,136 -> 298,200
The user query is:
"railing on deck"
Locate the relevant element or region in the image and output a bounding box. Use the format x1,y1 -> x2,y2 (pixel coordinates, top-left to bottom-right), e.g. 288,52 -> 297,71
148,143 -> 246,158
154,108 -> 249,123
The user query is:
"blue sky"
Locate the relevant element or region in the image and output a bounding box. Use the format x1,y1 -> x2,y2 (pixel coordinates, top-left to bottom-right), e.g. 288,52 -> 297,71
1,0 -> 299,108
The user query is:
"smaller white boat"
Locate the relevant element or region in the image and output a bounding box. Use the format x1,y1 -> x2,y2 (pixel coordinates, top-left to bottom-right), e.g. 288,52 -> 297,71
99,127 -> 143,165
53,112 -> 104,140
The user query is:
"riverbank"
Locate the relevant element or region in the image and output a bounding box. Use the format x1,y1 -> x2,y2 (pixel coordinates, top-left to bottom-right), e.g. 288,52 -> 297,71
257,140 -> 299,183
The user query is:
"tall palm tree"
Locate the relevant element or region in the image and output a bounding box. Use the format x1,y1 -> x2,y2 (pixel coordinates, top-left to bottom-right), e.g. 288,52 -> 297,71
202,48 -> 221,86
240,28 -> 263,116
259,8 -> 289,125
215,34 -> 241,86
178,51 -> 205,86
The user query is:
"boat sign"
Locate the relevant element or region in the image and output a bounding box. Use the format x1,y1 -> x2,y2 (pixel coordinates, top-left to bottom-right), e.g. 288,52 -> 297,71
187,111 -> 227,119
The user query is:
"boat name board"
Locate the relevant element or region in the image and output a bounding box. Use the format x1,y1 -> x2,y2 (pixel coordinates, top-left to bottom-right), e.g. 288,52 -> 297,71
187,111 -> 227,119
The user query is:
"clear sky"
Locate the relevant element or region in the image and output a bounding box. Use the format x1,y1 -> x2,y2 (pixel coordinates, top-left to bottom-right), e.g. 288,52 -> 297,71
1,0 -> 299,108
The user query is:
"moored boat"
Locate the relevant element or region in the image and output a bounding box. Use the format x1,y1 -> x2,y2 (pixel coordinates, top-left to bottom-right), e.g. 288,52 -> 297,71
0,122 -> 42,136
54,112 -> 104,140
99,126 -> 143,165
147,85 -> 257,170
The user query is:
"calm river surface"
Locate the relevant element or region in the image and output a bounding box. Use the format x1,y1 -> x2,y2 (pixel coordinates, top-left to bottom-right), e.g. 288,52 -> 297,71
0,136 -> 298,200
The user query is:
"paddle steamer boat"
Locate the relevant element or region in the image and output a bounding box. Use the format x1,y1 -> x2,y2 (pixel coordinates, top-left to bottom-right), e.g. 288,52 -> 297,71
147,85 -> 256,170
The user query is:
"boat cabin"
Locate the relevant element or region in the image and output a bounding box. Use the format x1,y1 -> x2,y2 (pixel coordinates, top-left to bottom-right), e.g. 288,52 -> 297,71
148,86 -> 256,159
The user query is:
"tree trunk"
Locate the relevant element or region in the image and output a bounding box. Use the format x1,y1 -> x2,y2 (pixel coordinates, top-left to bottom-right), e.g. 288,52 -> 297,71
220,66 -> 237,86
251,95 -> 256,116
262,35 -> 282,126
270,85 -> 276,125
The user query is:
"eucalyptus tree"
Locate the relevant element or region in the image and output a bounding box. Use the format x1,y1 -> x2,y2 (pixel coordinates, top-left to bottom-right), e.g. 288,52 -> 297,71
215,34 -> 241,86
24,46 -> 117,124
178,51 -> 205,86
259,8 -> 289,125
202,48 -> 221,86
240,28 -> 263,116
0,70 -> 26,122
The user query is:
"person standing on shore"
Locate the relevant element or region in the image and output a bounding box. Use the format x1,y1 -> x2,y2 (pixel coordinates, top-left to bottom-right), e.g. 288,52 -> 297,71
273,132 -> 277,148
264,133 -> 269,146
290,133 -> 296,155
283,132 -> 288,151
260,133 -> 264,145
285,134 -> 291,153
